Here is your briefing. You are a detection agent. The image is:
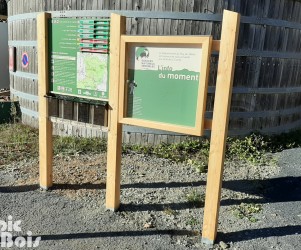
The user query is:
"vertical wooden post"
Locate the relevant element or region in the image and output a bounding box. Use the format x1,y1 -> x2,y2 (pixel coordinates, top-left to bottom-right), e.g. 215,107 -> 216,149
202,10 -> 240,245
106,14 -> 126,211
37,12 -> 53,189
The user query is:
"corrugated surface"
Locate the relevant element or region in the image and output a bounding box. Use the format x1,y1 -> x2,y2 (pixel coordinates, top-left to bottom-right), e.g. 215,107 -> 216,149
7,0 -> 301,141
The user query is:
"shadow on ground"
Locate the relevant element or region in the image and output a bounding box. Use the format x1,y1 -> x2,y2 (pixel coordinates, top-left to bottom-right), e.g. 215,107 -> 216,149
15,225 -> 301,243
217,225 -> 301,243
1,177 -> 301,244
1,177 -> 300,204
16,229 -> 194,242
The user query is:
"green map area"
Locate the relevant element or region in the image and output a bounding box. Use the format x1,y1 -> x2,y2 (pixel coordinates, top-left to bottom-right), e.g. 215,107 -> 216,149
77,53 -> 108,92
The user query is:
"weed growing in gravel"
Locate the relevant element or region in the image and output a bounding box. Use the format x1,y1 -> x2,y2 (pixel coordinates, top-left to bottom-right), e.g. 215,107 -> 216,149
232,202 -> 262,222
226,131 -> 301,165
163,207 -> 178,216
186,190 -> 205,207
227,133 -> 270,165
187,159 -> 207,173
186,216 -> 199,227
123,139 -> 210,173
123,133 -> 278,170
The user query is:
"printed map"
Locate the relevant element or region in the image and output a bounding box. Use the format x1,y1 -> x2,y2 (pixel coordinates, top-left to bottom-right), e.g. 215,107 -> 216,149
77,53 -> 108,92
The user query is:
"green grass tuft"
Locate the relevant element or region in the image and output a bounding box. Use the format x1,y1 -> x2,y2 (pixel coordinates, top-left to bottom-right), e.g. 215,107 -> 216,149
232,202 -> 262,222
186,190 -> 205,207
53,136 -> 107,155
0,124 -> 106,165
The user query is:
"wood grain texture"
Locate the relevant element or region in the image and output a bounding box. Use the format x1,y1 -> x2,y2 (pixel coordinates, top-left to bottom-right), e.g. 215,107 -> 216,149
202,10 -> 240,244
37,12 -> 53,189
105,14 -> 126,211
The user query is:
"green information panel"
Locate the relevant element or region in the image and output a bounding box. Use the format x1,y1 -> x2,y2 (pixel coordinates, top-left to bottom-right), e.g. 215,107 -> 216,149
49,18 -> 110,100
126,45 -> 202,127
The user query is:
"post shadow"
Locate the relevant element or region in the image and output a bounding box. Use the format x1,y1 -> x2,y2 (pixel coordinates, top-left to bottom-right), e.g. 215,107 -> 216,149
222,176 -> 301,204
217,225 -> 301,243
14,229 -> 193,242
14,225 -> 301,243
2,176 -> 301,244
1,176 -> 300,209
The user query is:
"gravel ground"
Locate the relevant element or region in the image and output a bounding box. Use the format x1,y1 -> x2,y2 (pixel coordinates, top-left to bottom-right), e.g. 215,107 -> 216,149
0,148 -> 300,249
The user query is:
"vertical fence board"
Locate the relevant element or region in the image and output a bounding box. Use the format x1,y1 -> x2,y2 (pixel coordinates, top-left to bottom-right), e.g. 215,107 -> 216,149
7,0 -> 301,138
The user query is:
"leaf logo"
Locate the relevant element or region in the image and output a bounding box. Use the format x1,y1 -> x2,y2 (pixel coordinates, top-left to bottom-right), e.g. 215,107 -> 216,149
136,47 -> 149,60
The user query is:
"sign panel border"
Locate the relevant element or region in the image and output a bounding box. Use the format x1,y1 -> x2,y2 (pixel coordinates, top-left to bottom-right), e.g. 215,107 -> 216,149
118,35 -> 212,136
48,17 -> 110,102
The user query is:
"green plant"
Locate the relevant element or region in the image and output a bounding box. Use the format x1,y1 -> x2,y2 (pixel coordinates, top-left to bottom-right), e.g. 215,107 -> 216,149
53,136 -> 107,155
186,216 -> 199,227
0,124 -> 107,165
186,190 -> 205,207
232,203 -> 262,222
123,139 -> 210,170
2,122 -> 301,168
0,124 -> 39,165
226,133 -> 270,164
122,144 -> 153,155
163,207 -> 178,216
186,159 -> 207,173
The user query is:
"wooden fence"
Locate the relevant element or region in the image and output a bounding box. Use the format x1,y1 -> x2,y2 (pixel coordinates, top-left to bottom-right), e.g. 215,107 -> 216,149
7,0 -> 301,142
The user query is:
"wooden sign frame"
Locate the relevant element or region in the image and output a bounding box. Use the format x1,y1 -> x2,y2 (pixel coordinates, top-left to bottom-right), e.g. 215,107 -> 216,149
38,11 -> 240,246
118,36 -> 212,136
105,11 -> 240,246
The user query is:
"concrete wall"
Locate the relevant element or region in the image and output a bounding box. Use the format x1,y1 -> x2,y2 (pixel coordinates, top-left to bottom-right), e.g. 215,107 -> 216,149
0,22 -> 8,89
